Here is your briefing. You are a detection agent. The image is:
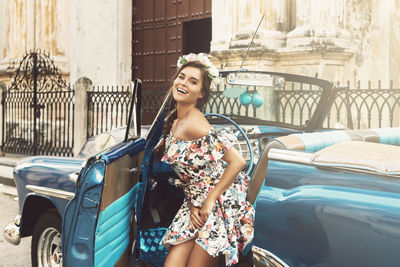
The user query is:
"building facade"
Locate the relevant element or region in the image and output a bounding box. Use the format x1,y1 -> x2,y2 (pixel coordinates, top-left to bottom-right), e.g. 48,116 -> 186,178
210,0 -> 400,87
0,0 -> 399,156
0,0 -> 399,87
0,0 -> 132,86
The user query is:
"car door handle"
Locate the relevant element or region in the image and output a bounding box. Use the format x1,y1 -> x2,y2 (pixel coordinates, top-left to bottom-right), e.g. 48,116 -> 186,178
130,167 -> 141,174
130,167 -> 142,182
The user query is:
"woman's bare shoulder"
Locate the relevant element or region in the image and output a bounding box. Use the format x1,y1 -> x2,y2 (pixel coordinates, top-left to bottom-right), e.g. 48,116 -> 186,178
184,110 -> 211,140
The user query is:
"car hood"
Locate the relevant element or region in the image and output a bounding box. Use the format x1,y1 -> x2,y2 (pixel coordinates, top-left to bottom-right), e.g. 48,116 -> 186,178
14,156 -> 85,193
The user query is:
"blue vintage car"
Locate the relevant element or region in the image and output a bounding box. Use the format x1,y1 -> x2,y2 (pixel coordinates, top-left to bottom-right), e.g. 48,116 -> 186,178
4,71 -> 400,267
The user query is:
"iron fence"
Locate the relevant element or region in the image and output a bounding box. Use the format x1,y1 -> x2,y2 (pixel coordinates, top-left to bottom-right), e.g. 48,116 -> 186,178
275,81 -> 323,127
205,80 -> 400,130
204,78 -> 325,128
87,85 -> 132,138
4,51 -> 399,157
325,81 -> 400,129
2,51 -> 74,156
86,80 -> 400,141
204,83 -> 256,117
87,86 -> 165,138
142,89 -> 166,125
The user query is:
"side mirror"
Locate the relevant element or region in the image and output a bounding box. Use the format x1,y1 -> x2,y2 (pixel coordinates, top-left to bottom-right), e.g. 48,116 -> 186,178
125,79 -> 142,141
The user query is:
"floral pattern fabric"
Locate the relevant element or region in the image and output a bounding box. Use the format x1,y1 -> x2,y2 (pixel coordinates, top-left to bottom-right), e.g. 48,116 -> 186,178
160,128 -> 255,266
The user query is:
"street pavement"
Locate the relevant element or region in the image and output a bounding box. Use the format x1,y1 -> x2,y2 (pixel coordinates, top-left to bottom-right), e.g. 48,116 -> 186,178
0,154 -> 31,266
0,189 -> 31,267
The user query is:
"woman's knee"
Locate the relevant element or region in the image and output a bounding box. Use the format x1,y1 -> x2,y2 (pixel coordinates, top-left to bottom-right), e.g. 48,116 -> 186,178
164,239 -> 195,267
187,244 -> 221,267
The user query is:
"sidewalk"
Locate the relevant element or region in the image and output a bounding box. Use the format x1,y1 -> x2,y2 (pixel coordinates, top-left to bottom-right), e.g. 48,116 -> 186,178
0,153 -> 28,197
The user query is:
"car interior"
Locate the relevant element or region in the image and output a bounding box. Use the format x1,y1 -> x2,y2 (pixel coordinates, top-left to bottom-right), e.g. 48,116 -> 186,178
141,160 -> 184,229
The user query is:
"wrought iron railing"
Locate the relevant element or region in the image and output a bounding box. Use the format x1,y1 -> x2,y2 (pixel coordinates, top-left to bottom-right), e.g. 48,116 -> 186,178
204,78 -> 324,128
207,80 -> 400,130
142,89 -> 166,125
2,51 -> 74,156
275,81 -> 323,127
87,85 -> 131,138
87,87 -> 166,137
204,83 -> 256,117
325,81 -> 400,129
86,80 -> 400,140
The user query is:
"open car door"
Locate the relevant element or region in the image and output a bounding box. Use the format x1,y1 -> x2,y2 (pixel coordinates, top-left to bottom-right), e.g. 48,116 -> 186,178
62,80 -> 145,267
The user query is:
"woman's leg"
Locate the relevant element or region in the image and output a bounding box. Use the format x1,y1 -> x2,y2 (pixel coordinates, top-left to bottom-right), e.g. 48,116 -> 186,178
163,239 -> 196,267
187,243 -> 222,267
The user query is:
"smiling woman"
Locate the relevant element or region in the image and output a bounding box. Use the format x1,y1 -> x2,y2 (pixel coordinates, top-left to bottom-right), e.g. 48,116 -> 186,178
172,66 -> 205,108
153,53 -> 255,267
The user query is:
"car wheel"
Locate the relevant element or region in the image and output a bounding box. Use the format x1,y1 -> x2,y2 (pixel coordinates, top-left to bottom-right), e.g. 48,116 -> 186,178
31,209 -> 62,267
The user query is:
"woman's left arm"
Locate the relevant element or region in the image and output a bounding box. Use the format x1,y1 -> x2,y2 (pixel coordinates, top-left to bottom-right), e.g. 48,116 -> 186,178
199,147 -> 245,223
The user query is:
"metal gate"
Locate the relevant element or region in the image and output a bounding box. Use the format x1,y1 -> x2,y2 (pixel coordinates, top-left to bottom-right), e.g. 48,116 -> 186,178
2,51 -> 74,156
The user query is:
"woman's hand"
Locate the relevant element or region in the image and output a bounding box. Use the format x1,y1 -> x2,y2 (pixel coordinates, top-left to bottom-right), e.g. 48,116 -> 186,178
199,199 -> 215,224
189,204 -> 205,229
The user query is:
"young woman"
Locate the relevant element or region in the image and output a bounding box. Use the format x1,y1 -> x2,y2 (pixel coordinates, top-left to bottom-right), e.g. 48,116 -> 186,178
154,53 -> 254,267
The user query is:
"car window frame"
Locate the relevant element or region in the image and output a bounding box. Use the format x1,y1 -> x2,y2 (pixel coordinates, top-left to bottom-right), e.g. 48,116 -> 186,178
125,79 -> 142,141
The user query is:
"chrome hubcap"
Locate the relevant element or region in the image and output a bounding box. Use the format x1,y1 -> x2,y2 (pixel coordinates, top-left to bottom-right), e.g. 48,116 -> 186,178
37,227 -> 62,267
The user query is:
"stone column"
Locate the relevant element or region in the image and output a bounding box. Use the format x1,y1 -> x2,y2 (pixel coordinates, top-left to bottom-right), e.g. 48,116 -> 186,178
256,0 -> 289,49
210,0 -> 233,51
229,0 -> 288,50
73,77 -> 91,156
287,0 -> 350,48
211,0 -> 288,52
211,0 -> 289,70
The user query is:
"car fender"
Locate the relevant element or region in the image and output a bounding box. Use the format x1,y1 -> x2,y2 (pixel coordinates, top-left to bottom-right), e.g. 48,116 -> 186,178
19,192 -> 69,237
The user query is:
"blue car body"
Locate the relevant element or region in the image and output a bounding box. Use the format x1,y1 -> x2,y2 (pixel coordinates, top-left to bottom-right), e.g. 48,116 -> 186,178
256,163 -> 400,266
13,157 -> 82,237
249,129 -> 400,266
5,72 -> 400,267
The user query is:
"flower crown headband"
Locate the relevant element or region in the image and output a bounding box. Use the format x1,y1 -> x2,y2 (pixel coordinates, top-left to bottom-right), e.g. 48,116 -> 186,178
177,53 -> 220,90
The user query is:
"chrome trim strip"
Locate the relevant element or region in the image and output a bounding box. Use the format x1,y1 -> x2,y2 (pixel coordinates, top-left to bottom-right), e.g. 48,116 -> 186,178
69,172 -> 79,183
252,246 -> 289,267
268,148 -> 313,164
26,185 -> 75,200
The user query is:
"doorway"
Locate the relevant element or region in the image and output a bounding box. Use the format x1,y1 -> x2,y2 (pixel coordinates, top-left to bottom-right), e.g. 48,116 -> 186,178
183,18 -> 211,54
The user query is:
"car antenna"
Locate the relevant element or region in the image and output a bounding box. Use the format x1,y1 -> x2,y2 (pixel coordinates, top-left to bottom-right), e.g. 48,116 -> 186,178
223,15 -> 264,99
239,14 -> 264,70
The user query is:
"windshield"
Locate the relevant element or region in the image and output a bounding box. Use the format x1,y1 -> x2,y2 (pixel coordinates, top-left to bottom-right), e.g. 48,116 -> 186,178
204,71 -> 333,130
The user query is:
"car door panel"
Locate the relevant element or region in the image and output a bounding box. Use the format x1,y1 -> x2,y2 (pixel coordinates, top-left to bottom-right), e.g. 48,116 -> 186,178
63,138 -> 146,267
94,151 -> 143,267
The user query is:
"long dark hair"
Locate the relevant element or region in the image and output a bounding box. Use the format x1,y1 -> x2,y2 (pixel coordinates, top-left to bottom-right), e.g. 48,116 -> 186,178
153,61 -> 212,159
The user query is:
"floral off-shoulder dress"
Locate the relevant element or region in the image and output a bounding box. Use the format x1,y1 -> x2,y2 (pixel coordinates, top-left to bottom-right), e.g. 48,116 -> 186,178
160,128 -> 255,266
